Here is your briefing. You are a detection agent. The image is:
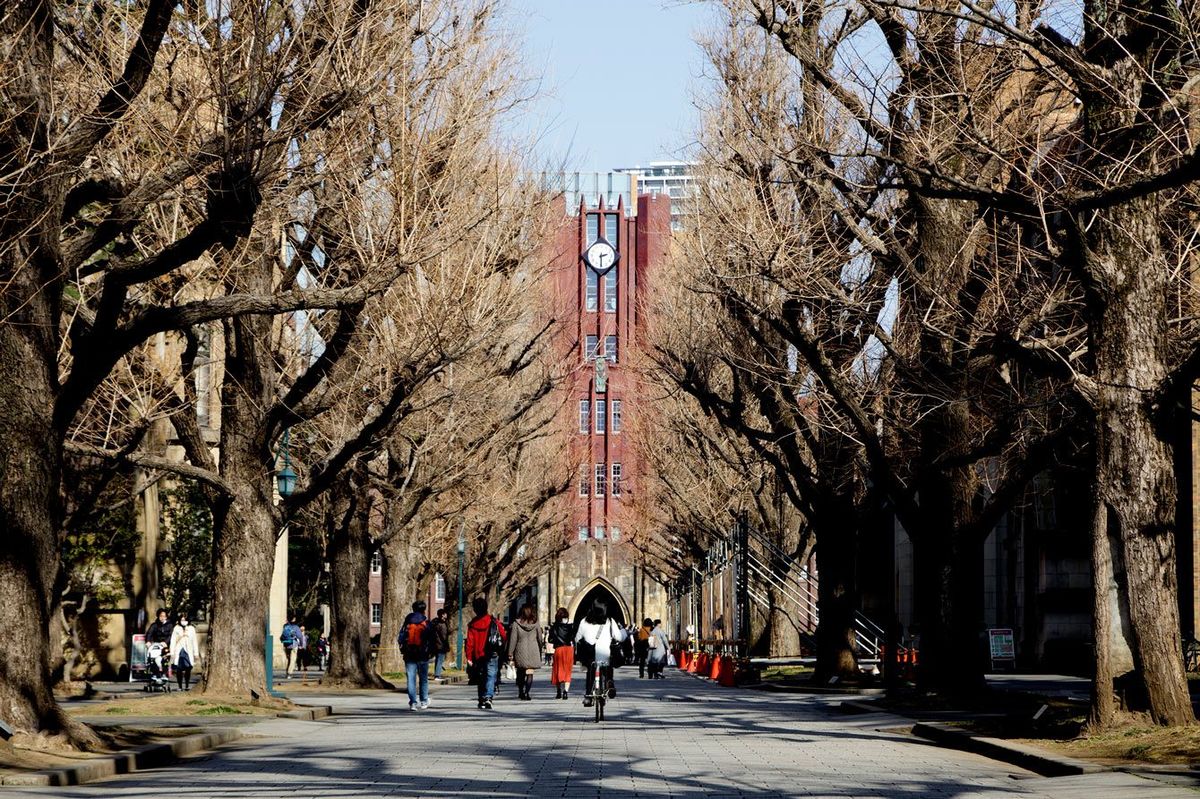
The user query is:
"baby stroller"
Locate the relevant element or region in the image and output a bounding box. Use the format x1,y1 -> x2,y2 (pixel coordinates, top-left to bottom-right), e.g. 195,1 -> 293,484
144,642 -> 172,693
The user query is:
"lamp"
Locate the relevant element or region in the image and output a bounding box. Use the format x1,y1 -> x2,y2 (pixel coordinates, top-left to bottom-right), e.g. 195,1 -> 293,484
456,522 -> 466,669
275,428 -> 297,498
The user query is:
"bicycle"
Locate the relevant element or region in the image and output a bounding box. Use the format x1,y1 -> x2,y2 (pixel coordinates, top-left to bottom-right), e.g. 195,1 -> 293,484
587,660 -> 609,723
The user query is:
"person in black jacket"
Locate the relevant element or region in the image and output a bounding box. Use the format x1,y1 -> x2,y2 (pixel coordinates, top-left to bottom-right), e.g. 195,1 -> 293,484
146,609 -> 173,645
430,608 -> 451,681
547,608 -> 575,700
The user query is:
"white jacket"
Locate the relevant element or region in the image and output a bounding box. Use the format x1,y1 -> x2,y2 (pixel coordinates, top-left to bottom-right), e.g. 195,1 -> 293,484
575,618 -> 627,664
170,623 -> 200,667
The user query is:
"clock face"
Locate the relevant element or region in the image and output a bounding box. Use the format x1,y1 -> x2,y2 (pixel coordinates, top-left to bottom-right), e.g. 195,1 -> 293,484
583,239 -> 618,275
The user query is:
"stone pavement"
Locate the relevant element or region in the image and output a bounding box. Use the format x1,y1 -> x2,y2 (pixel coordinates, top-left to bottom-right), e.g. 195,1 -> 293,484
2,669 -> 1195,798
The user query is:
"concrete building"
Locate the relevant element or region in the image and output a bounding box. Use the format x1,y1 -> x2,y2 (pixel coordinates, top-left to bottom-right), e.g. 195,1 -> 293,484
613,161 -> 696,231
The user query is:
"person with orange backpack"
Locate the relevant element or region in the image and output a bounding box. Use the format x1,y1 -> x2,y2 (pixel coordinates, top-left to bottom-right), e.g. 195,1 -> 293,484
398,600 -> 432,710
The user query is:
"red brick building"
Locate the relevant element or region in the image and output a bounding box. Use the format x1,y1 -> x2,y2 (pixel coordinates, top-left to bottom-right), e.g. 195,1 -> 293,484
532,187 -> 673,627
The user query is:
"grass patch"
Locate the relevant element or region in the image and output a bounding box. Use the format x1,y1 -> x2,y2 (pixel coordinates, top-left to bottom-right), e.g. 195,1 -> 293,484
103,706 -> 131,715
68,692 -> 292,719
195,705 -> 243,716
1027,718 -> 1200,765
759,665 -> 814,683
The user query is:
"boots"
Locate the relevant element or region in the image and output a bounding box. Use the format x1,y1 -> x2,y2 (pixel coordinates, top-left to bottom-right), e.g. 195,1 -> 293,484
555,685 -> 563,699
561,686 -> 568,701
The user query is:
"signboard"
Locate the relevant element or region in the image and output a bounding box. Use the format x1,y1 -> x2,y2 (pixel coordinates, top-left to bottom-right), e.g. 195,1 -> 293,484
129,634 -> 148,680
987,628 -> 1015,664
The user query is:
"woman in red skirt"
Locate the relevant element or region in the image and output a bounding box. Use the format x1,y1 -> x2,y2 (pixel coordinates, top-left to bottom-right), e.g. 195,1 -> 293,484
548,607 -> 575,700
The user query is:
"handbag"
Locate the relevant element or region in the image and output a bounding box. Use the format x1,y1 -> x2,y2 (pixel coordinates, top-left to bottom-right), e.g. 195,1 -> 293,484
503,661 -> 517,681
178,648 -> 192,669
609,622 -> 628,668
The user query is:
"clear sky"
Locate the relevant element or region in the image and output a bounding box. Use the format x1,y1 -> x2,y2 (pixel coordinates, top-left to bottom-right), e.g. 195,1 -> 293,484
507,0 -> 713,171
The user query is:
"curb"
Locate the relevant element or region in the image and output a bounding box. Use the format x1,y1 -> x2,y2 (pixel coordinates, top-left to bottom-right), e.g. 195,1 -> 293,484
748,682 -> 887,696
1,727 -> 243,787
276,704 -> 332,721
910,721 -> 1106,777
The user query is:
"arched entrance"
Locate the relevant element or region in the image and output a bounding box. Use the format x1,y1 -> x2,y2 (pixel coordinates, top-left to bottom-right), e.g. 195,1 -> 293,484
569,576 -> 629,627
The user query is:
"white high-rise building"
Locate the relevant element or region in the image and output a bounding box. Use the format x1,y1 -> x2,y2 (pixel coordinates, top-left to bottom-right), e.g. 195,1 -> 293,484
613,161 -> 696,230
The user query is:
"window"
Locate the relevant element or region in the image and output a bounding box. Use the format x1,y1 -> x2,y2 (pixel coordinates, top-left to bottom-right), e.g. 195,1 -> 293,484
605,335 -> 618,363
595,400 -> 606,433
586,213 -> 599,244
585,334 -> 599,361
435,573 -> 445,602
611,463 -> 622,496
585,268 -> 598,311
579,400 -> 590,433
578,465 -> 590,497
370,550 -> 382,575
604,270 -> 617,312
610,527 -> 621,541
611,400 -> 622,433
371,603 -> 382,624
578,525 -> 589,541
595,462 -> 606,496
594,526 -> 606,540
605,214 -> 618,245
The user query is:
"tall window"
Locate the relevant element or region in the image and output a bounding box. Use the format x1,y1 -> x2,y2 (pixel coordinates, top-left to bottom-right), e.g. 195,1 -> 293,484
586,213 -> 599,244
579,400 -> 590,433
595,463 -> 606,496
595,399 -> 606,433
611,400 -> 622,433
594,526 -> 606,540
435,573 -> 446,601
578,525 -> 589,541
605,214 -> 618,245
584,334 -> 599,361
371,604 -> 382,624
605,335 -> 618,363
610,527 -> 621,541
370,550 -> 382,575
611,463 -> 622,496
585,269 -> 598,311
604,270 -> 617,312
578,465 -> 590,497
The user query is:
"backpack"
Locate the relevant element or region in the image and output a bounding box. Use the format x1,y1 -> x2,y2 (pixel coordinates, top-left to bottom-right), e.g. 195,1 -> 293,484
484,617 -> 504,657
648,632 -> 662,650
402,618 -> 428,659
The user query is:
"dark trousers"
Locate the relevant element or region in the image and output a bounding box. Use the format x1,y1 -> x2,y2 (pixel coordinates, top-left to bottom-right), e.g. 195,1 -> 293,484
176,666 -> 192,689
635,650 -> 648,678
584,663 -> 613,697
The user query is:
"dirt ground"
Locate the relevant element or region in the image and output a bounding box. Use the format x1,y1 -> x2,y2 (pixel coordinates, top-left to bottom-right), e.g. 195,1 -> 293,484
1020,718 -> 1200,766
65,693 -> 293,717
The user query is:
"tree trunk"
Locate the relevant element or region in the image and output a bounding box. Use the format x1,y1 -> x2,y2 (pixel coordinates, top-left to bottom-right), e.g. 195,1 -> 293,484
324,495 -> 389,687
1088,197 -> 1193,725
203,303 -> 279,698
0,289 -> 97,745
813,501 -> 859,681
1089,502 -> 1120,729
377,534 -> 417,675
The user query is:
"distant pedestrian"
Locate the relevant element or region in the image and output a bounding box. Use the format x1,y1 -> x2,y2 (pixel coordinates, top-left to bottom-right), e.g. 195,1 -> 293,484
507,604 -> 545,700
316,635 -> 330,671
634,618 -> 652,678
430,608 -> 451,681
647,619 -> 669,678
297,624 -> 310,675
543,629 -> 554,665
465,597 -> 507,710
280,616 -> 301,679
169,612 -> 200,691
548,607 -> 575,700
399,600 -> 432,710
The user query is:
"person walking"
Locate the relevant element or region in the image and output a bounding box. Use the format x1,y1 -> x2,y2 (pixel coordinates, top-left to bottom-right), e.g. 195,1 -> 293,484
169,612 -> 200,691
465,597 -> 507,710
297,624 -> 310,676
280,616 -> 301,679
430,608 -> 451,681
574,600 -> 628,707
634,618 -> 652,678
506,604 -> 544,700
398,600 -> 433,710
548,607 -> 575,700
647,619 -> 670,679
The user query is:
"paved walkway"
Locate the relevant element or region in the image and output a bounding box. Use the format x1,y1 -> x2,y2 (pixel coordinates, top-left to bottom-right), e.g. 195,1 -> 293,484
3,669 -> 1195,798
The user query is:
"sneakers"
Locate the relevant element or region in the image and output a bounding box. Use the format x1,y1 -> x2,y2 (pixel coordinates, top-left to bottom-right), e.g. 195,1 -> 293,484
419,700 -> 430,709
409,703 -> 419,711
483,698 -> 494,710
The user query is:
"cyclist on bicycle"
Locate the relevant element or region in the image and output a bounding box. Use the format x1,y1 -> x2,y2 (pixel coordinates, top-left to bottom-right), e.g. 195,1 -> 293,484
574,600 -> 628,707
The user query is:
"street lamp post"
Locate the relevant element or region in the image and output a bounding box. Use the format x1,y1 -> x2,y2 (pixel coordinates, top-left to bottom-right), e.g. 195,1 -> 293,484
266,431 -> 297,698
456,525 -> 466,670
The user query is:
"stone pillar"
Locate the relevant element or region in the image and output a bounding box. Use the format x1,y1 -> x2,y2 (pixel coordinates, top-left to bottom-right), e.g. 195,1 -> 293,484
269,528 -> 289,668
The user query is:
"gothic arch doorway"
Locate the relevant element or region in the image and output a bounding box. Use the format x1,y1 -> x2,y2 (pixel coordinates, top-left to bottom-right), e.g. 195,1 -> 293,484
569,577 -> 629,627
